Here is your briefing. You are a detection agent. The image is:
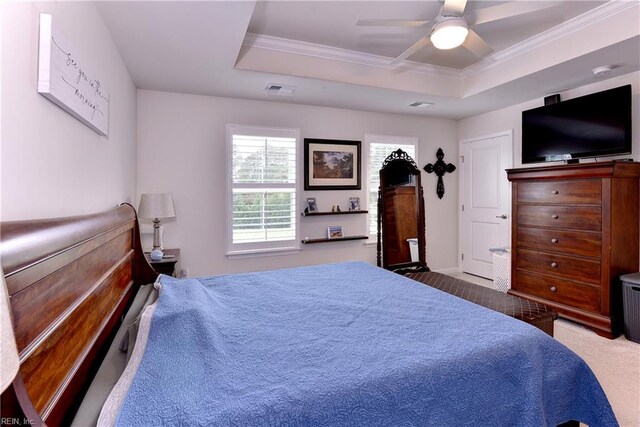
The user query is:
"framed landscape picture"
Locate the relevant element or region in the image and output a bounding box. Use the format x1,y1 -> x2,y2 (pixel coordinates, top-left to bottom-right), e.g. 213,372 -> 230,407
304,138 -> 361,190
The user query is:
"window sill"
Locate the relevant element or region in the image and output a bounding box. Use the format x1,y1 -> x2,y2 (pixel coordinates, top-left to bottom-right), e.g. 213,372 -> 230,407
226,247 -> 301,259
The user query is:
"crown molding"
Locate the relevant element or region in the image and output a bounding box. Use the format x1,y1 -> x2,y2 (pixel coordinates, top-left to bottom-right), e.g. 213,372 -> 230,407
243,33 -> 462,79
460,0 -> 638,78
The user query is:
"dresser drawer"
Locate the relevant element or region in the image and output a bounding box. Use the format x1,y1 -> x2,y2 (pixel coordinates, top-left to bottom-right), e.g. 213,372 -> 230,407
517,180 -> 602,204
516,227 -> 601,258
517,205 -> 601,230
516,248 -> 601,283
514,270 -> 600,312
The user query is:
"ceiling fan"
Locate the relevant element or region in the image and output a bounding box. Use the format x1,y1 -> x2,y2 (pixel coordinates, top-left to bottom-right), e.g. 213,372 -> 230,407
357,0 -> 557,64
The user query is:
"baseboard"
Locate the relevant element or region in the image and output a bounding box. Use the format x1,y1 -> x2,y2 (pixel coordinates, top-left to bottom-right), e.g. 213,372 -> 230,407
432,267 -> 461,274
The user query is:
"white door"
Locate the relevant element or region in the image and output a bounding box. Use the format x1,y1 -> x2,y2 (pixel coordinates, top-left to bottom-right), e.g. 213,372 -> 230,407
460,132 -> 512,279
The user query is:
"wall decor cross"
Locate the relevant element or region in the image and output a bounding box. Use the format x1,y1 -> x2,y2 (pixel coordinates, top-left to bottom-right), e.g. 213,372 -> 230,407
423,148 -> 456,199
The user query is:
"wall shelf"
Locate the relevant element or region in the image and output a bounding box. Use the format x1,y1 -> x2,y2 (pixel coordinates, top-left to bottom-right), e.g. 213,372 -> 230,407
301,235 -> 369,244
301,210 -> 368,217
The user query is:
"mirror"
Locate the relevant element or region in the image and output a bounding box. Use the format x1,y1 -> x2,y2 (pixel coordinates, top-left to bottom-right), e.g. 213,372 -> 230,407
377,149 -> 429,273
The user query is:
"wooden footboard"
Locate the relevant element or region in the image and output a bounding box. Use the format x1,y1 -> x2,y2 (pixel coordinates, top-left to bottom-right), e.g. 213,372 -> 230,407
0,204 -> 157,426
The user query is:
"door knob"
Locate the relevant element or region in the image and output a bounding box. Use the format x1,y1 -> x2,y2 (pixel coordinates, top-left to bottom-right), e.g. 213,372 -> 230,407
496,214 -> 507,219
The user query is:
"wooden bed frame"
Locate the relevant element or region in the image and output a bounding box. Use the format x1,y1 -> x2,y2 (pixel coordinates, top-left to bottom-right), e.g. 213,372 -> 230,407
0,204 -> 157,426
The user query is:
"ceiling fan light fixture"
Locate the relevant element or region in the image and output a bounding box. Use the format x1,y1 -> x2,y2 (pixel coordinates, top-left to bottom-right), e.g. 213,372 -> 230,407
430,17 -> 469,50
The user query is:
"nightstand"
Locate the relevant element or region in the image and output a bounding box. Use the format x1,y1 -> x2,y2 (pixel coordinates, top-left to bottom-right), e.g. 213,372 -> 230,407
145,248 -> 180,276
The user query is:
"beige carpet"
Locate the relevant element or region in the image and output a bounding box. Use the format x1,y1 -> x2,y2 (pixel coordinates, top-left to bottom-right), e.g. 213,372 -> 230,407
554,319 -> 640,427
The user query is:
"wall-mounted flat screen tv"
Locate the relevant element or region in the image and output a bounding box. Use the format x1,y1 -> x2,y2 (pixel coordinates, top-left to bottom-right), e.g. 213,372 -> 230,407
521,84 -> 632,164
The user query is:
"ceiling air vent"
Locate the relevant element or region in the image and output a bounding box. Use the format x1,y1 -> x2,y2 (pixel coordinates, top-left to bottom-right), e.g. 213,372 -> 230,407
409,101 -> 433,108
265,84 -> 296,96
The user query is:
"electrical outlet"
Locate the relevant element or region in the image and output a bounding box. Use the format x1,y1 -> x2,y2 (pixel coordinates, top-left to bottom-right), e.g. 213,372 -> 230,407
180,268 -> 189,278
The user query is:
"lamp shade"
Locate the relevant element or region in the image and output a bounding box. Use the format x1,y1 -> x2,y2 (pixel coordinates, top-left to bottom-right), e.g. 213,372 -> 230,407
138,193 -> 176,220
1,271 -> 19,393
430,18 -> 469,50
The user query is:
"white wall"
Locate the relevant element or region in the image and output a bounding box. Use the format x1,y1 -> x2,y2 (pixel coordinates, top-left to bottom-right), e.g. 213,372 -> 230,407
137,90 -> 459,276
1,2 -> 137,221
459,72 -> 640,167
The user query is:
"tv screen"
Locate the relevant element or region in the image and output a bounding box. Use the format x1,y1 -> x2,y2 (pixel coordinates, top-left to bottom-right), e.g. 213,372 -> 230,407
522,84 -> 632,164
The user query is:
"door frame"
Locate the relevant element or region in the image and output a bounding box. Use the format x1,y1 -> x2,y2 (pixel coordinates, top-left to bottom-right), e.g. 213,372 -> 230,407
458,130 -> 513,273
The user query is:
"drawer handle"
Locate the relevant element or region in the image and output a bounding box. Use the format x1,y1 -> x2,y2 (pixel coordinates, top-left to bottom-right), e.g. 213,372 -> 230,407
550,286 -> 558,292
552,190 -> 559,195
550,262 -> 558,268
551,214 -> 559,220
551,238 -> 559,244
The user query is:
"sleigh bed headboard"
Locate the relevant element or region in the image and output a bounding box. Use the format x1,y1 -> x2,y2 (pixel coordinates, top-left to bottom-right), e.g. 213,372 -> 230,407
0,204 -> 157,426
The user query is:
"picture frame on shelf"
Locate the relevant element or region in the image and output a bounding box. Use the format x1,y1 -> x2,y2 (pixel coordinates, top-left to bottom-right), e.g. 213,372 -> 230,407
348,197 -> 361,211
304,138 -> 361,190
327,226 -> 344,239
306,197 -> 318,213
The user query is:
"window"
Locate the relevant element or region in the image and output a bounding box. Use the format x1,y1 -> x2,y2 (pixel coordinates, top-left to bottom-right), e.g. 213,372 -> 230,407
367,135 -> 417,238
227,125 -> 299,255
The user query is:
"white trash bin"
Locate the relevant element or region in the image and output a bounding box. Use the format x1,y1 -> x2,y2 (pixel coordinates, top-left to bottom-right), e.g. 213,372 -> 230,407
489,248 -> 511,293
407,238 -> 418,262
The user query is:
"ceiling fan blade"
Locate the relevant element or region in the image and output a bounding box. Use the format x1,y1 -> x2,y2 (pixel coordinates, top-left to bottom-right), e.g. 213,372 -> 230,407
356,19 -> 430,27
468,2 -> 558,26
442,0 -> 468,16
462,29 -> 493,58
391,36 -> 430,64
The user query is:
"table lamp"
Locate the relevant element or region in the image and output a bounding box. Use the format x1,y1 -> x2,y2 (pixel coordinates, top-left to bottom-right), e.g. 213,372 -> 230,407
138,193 -> 176,260
1,271 -> 20,395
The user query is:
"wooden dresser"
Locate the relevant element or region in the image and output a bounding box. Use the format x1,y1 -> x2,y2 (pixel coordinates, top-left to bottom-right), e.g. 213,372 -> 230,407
507,161 -> 640,338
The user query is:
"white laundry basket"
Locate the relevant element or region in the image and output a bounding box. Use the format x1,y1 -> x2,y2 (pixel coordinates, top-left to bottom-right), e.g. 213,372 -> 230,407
490,249 -> 511,293
407,238 -> 418,262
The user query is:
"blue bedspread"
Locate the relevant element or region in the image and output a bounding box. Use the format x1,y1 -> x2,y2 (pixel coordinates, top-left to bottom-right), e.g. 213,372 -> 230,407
114,262 -> 617,426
